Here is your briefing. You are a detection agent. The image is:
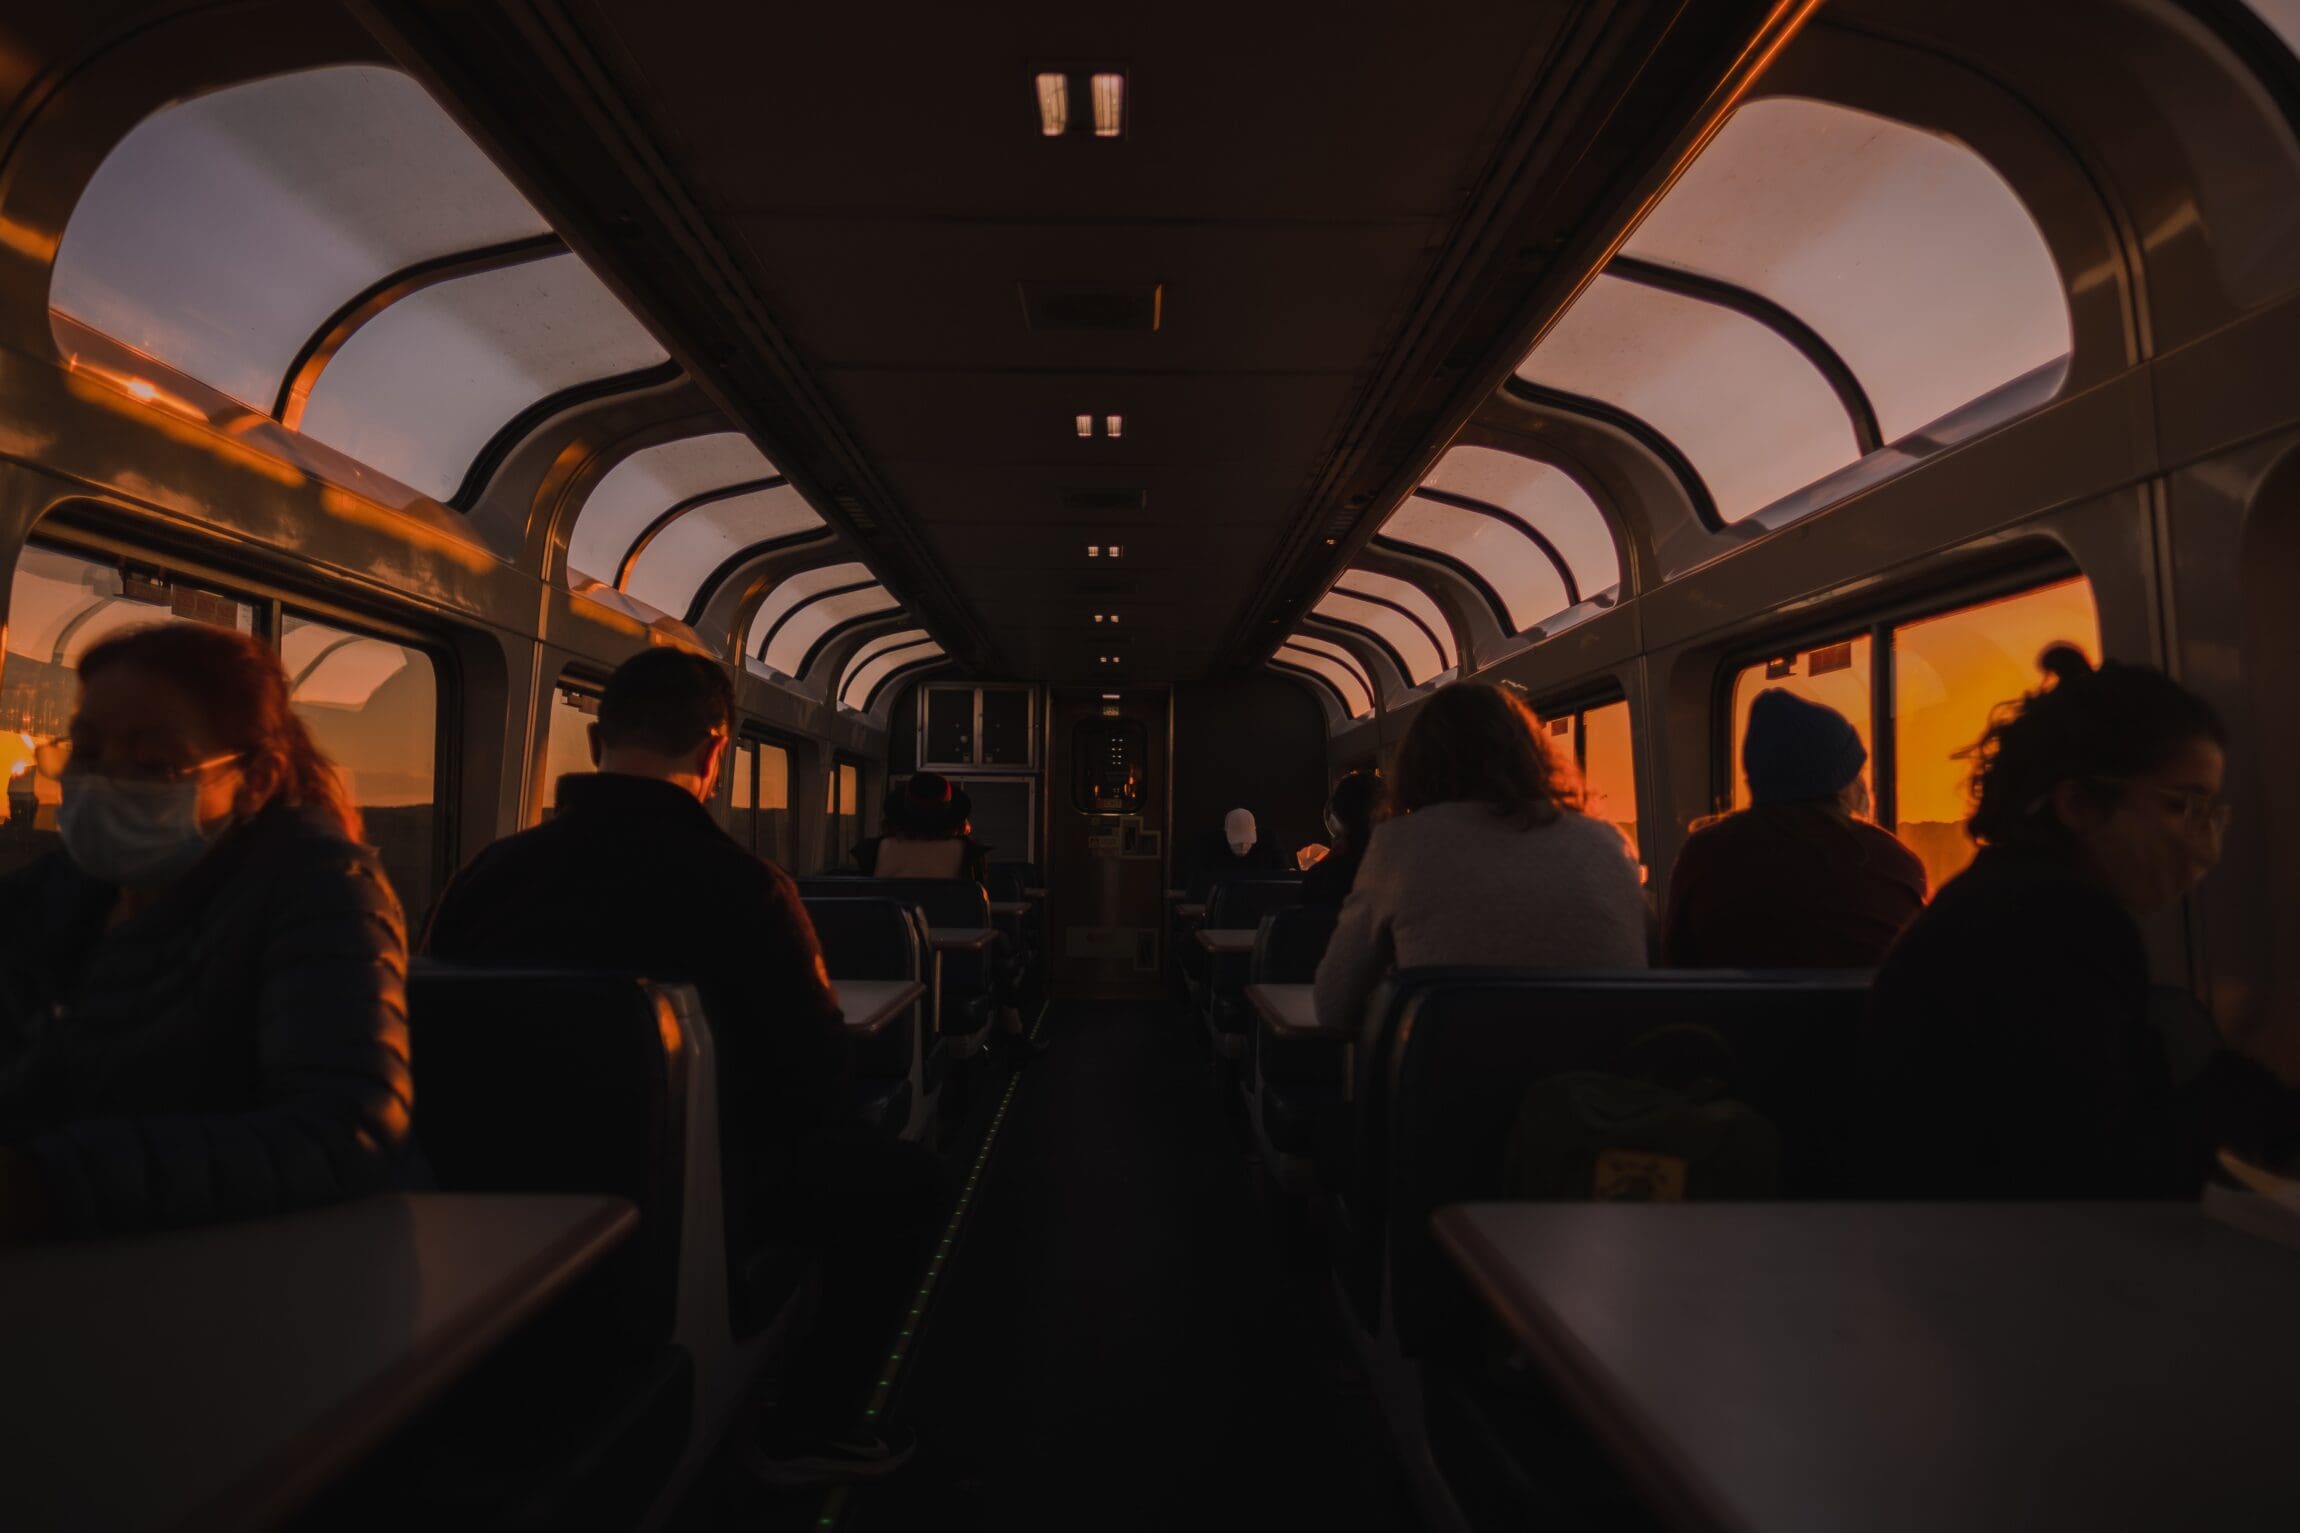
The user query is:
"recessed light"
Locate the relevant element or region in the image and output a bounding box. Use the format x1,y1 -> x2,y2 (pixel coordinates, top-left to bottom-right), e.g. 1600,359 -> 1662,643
1104,413 -> 1124,439
1102,692 -> 1120,700
1075,413 -> 1093,438
1092,73 -> 1125,137
1094,614 -> 1105,623
1086,545 -> 1101,557
1108,613 -> 1120,624
1034,72 -> 1068,136
1107,544 -> 1125,559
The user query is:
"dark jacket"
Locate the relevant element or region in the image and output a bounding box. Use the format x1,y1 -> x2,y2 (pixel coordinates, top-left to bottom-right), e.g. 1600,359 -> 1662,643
425,773 -> 850,1167
1300,842 -> 1365,909
1859,846 -> 2228,1198
0,802 -> 413,1234
1189,829 -> 1285,897
1662,803 -> 1926,968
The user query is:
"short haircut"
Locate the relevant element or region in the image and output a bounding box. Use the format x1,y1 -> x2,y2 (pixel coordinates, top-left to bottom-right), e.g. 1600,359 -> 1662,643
596,647 -> 733,757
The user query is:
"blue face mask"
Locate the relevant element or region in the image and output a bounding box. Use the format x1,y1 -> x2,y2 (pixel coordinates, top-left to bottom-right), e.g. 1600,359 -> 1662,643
57,775 -> 226,886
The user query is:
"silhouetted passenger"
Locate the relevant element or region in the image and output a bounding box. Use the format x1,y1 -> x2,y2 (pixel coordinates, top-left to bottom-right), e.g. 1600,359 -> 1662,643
1190,806 -> 1283,896
0,624 -> 411,1238
1860,646 -> 2292,1198
1314,684 -> 1647,1031
1301,769 -> 1383,908
864,771 -> 989,882
425,647 -> 935,1481
1662,689 -> 1925,967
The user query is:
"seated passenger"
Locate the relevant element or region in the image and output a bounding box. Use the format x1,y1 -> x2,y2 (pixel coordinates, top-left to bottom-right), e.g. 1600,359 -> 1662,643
0,624 -> 412,1238
1190,806 -> 1284,895
1314,684 -> 1647,1031
1661,689 -> 1925,967
866,771 -> 988,882
1301,769 -> 1382,908
424,647 -> 937,1482
1859,646 -> 2292,1198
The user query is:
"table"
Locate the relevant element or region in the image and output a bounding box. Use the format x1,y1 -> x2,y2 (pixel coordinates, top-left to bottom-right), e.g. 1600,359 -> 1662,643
988,900 -> 1033,918
836,977 -> 925,1038
1195,927 -> 1256,954
928,926 -> 1001,952
1021,886 -> 1047,899
1430,1201 -> 2300,1533
1174,902 -> 1207,921
0,1192 -> 635,1533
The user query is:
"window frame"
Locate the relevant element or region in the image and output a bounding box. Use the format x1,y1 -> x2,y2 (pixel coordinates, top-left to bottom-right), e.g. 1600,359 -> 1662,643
8,524 -> 462,909
726,722 -> 803,867
916,682 -> 1039,772
1711,558 -> 2088,829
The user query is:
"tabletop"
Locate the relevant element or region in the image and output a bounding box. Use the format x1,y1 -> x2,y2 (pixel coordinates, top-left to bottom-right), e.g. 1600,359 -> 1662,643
0,1192 -> 636,1533
928,926 -> 1001,951
1430,1200 -> 2300,1533
1195,927 -> 1256,954
836,977 -> 925,1037
988,900 -> 1033,918
1174,902 -> 1208,920
1246,982 -> 1343,1041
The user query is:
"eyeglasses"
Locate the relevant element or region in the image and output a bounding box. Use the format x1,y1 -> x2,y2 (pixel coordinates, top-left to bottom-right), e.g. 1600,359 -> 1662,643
2097,777 -> 2231,836
62,749 -> 243,788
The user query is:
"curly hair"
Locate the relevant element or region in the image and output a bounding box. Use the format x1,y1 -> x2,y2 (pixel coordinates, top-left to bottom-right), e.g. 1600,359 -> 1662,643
1962,644 -> 2224,853
1387,683 -> 1582,829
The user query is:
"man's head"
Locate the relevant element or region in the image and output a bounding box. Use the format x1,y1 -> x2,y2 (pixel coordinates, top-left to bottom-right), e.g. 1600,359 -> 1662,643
1223,806 -> 1257,857
1742,689 -> 1867,814
592,647 -> 732,801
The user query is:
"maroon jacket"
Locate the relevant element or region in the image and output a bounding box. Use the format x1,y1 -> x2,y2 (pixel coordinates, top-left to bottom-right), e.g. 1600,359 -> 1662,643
1662,803 -> 1925,969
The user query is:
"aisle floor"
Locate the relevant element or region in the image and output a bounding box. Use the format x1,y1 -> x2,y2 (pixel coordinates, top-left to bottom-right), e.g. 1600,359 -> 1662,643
850,1000 -> 1416,1532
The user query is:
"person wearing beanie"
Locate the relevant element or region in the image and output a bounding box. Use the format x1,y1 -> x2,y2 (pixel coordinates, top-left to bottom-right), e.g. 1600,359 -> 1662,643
1661,688 -> 1925,967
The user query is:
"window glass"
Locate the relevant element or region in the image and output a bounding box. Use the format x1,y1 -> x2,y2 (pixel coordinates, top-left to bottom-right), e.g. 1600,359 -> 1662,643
762,586 -> 899,678
756,740 -> 793,867
727,738 -> 757,846
50,66 -> 548,414
1275,641 -> 1373,718
959,775 -> 1035,860
1515,274 -> 1857,525
1730,635 -> 1874,813
832,760 -> 861,867
980,687 -> 1035,765
622,484 -> 820,619
1624,97 -> 2072,447
923,685 -> 975,764
747,562 -> 871,662
1313,590 -> 1445,685
1420,447 -> 1621,601
564,432 -> 779,586
1892,578 -> 2099,892
0,549 -> 253,875
536,681 -> 598,821
1380,496 -> 1569,634
1334,570 -> 1458,670
2253,2 -> 2300,58
282,616 -> 440,921
840,632 -> 938,711
1580,700 -> 1641,865
297,252 -> 667,502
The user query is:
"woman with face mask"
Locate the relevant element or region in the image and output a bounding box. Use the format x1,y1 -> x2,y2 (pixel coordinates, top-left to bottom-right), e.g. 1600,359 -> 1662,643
0,623 -> 411,1239
1859,645 -> 2292,1198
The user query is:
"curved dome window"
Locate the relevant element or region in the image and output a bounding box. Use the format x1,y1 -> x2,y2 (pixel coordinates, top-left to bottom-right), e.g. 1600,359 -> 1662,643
1377,447 -> 1615,634
748,562 -> 901,678
564,432 -> 822,616
1275,637 -> 1374,719
840,630 -> 943,711
1513,97 -> 2071,528
1331,570 -> 1458,672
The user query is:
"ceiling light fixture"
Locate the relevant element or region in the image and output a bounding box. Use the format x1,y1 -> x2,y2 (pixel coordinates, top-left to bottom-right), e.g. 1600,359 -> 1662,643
1075,413 -> 1093,438
1104,413 -> 1124,439
1093,614 -> 1105,623
1091,73 -> 1125,137
1035,72 -> 1069,136
1102,692 -> 1120,701
1107,544 -> 1125,559
1086,544 -> 1101,557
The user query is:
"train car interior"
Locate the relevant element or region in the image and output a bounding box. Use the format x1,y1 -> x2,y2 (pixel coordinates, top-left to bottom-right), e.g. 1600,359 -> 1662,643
2,1 -> 2298,1529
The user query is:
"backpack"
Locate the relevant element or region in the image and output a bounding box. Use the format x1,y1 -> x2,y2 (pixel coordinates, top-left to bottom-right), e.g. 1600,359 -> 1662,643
1503,1027 -> 1783,1201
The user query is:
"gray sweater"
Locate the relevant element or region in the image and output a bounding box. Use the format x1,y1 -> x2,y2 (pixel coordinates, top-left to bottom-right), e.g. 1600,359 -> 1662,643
1313,800 -> 1650,1030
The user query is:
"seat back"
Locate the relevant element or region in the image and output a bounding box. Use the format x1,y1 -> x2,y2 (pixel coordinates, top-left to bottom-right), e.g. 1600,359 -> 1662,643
1374,968 -> 1873,1353
1253,904 -> 1340,983
797,875 -> 990,931
408,963 -> 691,1341
802,897 -> 924,1079
1206,874 -> 1303,934
986,861 -> 1039,901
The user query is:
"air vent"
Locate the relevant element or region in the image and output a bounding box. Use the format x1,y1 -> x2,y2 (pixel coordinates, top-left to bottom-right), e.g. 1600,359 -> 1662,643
1019,280 -> 1163,333
1062,486 -> 1147,512
1072,579 -> 1137,596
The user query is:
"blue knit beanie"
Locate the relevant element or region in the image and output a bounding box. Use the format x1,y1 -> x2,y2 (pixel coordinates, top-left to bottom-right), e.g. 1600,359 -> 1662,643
1743,689 -> 1865,805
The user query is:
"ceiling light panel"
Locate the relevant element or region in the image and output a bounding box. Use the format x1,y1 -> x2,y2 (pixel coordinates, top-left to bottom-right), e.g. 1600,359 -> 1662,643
1091,73 -> 1126,137
1034,73 -> 1068,136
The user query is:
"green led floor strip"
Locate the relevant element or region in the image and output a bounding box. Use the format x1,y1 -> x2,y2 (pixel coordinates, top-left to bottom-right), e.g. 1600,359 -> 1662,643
809,1002 -> 1049,1530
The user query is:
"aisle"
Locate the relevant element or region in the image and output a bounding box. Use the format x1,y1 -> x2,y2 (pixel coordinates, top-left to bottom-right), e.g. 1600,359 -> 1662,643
851,1000 -> 1414,1531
